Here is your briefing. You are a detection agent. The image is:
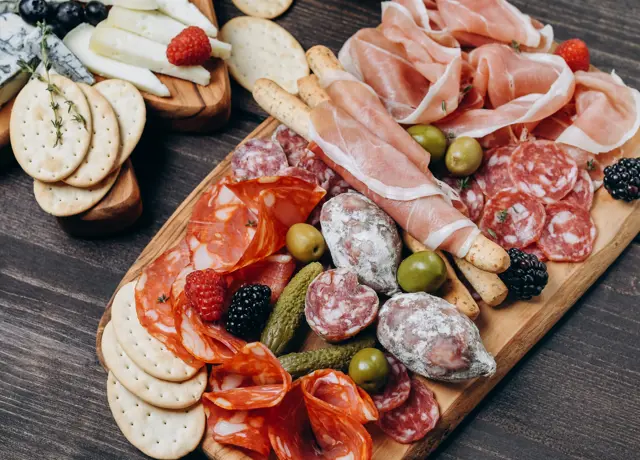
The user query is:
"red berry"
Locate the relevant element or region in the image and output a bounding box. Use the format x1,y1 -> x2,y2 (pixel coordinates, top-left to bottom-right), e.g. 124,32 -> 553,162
184,269 -> 227,321
555,39 -> 590,73
166,26 -> 211,66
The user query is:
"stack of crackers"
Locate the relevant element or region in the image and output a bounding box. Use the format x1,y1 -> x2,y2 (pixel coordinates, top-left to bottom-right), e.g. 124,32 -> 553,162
102,282 -> 207,459
10,77 -> 146,217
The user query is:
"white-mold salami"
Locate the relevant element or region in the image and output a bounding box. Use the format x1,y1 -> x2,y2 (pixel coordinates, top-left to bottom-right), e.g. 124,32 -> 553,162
377,377 -> 440,444
562,170 -> 594,211
475,145 -> 516,197
377,293 -> 496,382
231,138 -> 289,180
272,124 -> 308,167
537,202 -> 597,262
371,353 -> 411,413
305,268 -> 379,342
509,140 -> 578,204
321,192 -> 403,295
479,189 -> 546,249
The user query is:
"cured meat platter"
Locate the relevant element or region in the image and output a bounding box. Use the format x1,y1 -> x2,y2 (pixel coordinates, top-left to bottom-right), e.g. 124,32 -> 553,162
96,116 -> 640,458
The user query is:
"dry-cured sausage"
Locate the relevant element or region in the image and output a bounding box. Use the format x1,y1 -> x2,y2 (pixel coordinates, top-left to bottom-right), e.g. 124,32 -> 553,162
232,138 -> 289,181
538,202 -> 597,262
371,353 -> 411,413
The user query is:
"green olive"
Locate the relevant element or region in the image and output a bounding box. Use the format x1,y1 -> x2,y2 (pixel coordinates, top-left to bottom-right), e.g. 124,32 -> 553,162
445,136 -> 483,177
286,223 -> 326,263
348,348 -> 390,393
397,251 -> 447,293
407,124 -> 448,162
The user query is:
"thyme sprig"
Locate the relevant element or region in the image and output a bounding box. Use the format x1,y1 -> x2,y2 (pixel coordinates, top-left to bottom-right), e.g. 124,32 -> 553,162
18,22 -> 86,147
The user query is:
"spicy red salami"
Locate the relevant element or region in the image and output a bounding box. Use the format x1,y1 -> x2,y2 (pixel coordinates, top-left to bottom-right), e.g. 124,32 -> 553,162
371,353 -> 411,413
538,202 -> 597,262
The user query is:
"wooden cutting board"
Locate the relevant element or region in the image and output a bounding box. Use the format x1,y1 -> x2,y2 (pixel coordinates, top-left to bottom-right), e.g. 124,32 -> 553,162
95,116 -> 640,459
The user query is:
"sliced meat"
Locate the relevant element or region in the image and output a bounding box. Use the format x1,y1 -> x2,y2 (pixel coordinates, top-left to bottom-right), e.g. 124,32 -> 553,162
537,202 -> 597,262
522,243 -> 548,262
277,166 -> 318,185
371,353 -> 411,413
509,141 -> 578,204
377,377 -> 440,444
305,268 -> 379,342
232,139 -> 288,181
230,253 -> 296,303
562,170 -> 594,211
442,176 -> 485,222
479,189 -> 546,249
203,401 -> 270,457
272,124 -> 309,167
475,144 -> 516,197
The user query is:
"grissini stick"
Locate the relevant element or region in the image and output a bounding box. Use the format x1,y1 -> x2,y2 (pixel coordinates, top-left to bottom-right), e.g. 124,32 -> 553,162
297,75 -> 330,109
403,232 -> 480,320
306,46 -> 510,274
252,77 -> 509,274
453,257 -> 509,307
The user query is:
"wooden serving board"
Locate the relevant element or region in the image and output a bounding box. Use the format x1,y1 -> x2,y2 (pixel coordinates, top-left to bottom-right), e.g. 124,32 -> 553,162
96,117 -> 640,459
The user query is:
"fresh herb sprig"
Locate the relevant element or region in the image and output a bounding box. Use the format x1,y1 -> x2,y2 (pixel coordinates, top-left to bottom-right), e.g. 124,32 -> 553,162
18,22 -> 86,147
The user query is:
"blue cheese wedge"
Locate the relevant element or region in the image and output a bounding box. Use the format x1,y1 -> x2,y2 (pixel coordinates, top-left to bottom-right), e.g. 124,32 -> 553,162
0,13 -> 37,107
0,49 -> 32,107
76,0 -> 158,10
0,13 -> 35,52
156,0 -> 218,38
106,7 -> 231,59
0,1 -> 18,14
90,25 -> 210,86
64,24 -> 170,97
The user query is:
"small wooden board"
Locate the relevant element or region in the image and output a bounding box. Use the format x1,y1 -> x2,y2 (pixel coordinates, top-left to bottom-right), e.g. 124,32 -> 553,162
96,116 -> 640,458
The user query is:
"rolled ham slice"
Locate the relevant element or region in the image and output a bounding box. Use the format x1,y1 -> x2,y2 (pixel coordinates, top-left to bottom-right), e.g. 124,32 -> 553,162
437,44 -> 575,139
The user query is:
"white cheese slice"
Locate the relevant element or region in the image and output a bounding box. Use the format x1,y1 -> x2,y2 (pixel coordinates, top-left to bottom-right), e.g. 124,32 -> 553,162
75,0 -> 159,10
63,24 -> 170,97
90,24 -> 210,86
106,7 -> 230,59
156,0 -> 218,37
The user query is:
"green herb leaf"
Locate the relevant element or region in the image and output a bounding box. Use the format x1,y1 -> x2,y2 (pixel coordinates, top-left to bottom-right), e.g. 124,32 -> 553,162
457,177 -> 470,190
462,84 -> 473,95
586,159 -> 595,171
496,209 -> 508,223
487,228 -> 497,239
245,220 -> 257,228
446,131 -> 456,140
441,100 -> 447,113
157,294 -> 168,303
511,40 -> 521,53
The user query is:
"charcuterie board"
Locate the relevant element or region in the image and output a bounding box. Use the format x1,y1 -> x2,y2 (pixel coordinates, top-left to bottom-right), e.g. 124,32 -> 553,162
96,115 -> 640,459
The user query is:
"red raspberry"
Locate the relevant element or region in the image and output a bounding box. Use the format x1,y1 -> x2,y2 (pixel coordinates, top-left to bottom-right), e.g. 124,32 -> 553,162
184,269 -> 227,321
555,39 -> 590,73
166,26 -> 211,66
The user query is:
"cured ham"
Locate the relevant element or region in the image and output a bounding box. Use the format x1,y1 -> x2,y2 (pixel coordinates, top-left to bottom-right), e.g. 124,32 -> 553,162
437,44 -> 575,139
339,2 -> 462,124
435,0 -> 554,52
555,71 -> 640,154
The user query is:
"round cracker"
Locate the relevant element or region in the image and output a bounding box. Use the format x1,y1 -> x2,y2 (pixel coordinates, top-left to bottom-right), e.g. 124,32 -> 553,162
232,0 -> 293,19
94,80 -> 146,169
220,16 -> 309,94
111,281 -> 201,382
102,322 -> 207,409
64,84 -> 120,187
11,75 -> 92,182
107,372 -> 205,460
33,167 -> 119,216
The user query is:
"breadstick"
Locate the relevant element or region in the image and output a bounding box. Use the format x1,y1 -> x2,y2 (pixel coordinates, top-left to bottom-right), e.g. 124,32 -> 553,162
297,75 -> 330,108
253,78 -> 311,140
306,45 -> 342,75
403,232 -> 479,320
453,258 -> 509,307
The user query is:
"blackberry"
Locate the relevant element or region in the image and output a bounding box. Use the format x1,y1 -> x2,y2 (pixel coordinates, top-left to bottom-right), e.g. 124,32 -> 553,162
603,158 -> 640,202
499,248 -> 548,300
225,284 -> 271,340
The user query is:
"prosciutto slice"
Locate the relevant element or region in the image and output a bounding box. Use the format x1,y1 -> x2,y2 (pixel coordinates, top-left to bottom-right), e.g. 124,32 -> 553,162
309,72 -> 480,258
555,71 -> 640,154
339,2 -> 462,124
435,0 -> 554,52
437,44 -> 575,139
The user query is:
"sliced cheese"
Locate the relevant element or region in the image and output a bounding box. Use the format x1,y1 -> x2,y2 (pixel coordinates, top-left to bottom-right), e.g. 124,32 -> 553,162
76,0 -> 158,10
156,0 -> 218,38
106,7 -> 231,59
90,25 -> 211,86
64,24 -> 170,97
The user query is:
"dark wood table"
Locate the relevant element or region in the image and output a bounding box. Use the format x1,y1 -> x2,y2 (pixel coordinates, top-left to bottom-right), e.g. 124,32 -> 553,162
1,1 -> 639,459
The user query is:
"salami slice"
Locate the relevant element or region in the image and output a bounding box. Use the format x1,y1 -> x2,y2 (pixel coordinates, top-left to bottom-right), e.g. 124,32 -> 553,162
377,377 -> 440,444
186,176 -> 325,273
298,149 -> 350,196
371,354 -> 411,413
232,139 -> 289,181
479,189 -> 546,249
442,176 -> 485,222
204,342 -> 292,410
272,124 -> 308,167
537,202 -> 597,262
171,268 -> 245,363
522,243 -> 548,262
510,140 -> 579,204
278,166 -> 318,185
203,400 -> 270,457
562,170 -> 594,211
475,145 -> 516,197
230,254 -> 296,303
305,268 -> 379,342
134,239 -> 200,367
268,370 -> 376,460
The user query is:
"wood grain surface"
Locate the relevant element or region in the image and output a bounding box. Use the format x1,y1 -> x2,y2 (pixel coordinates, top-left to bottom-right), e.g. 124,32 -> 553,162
1,1 -> 640,460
